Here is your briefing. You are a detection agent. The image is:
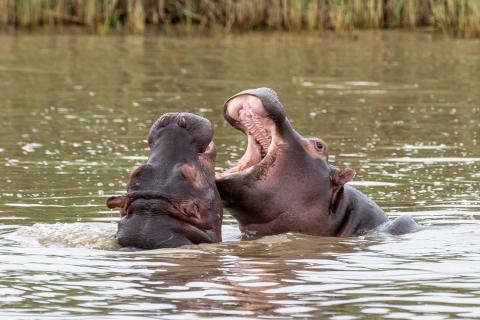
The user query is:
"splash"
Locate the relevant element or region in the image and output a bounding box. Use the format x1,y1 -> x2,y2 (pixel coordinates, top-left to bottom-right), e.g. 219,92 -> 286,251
13,222 -> 119,250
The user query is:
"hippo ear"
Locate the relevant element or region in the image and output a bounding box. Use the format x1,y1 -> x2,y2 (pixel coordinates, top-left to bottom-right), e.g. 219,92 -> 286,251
180,164 -> 205,189
330,168 -> 356,212
106,195 -> 127,209
332,167 -> 356,186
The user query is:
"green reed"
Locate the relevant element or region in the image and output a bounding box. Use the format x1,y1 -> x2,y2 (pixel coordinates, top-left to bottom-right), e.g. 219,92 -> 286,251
0,0 -> 478,37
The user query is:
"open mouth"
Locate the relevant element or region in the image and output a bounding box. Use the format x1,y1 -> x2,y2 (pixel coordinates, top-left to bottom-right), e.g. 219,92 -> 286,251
217,95 -> 277,178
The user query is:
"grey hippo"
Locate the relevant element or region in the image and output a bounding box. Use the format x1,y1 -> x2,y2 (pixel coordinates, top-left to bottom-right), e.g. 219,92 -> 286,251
107,112 -> 222,249
216,87 -> 421,238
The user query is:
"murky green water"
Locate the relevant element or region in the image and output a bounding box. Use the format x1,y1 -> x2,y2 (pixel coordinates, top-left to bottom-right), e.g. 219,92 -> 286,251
0,31 -> 479,319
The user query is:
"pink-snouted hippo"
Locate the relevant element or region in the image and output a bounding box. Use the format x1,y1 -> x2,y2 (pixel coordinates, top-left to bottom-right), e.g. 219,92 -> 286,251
216,88 -> 420,238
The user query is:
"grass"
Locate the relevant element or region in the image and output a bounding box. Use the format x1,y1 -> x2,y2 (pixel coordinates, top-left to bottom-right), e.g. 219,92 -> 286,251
0,0 -> 479,37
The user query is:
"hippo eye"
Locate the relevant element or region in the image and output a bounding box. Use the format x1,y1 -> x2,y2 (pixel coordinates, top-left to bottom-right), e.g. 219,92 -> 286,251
315,142 -> 324,151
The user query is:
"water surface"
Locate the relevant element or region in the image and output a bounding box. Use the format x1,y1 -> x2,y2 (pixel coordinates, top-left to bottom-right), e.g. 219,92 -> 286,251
0,31 -> 479,319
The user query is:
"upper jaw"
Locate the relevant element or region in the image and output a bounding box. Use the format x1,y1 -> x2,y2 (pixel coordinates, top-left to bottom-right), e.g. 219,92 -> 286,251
217,94 -> 285,180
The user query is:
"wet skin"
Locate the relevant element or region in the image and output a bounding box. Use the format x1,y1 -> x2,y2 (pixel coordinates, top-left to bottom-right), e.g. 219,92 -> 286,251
216,88 -> 420,237
107,113 -> 222,249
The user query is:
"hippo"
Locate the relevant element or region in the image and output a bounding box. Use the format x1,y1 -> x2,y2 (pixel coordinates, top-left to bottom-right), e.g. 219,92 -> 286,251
107,112 -> 222,249
216,88 -> 420,237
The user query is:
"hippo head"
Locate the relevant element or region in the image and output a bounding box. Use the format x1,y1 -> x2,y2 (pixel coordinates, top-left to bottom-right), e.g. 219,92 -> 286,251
107,112 -> 222,249
216,88 -> 355,236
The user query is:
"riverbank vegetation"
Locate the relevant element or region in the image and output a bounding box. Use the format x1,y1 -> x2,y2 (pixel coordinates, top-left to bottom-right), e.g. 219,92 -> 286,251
0,0 -> 479,37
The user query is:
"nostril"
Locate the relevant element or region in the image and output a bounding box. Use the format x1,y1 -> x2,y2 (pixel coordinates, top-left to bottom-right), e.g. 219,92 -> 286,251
158,116 -> 170,127
178,116 -> 187,128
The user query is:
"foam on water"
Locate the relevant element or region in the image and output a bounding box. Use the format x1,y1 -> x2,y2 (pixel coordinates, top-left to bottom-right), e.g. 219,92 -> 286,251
9,223 -> 119,250
6,223 -> 242,251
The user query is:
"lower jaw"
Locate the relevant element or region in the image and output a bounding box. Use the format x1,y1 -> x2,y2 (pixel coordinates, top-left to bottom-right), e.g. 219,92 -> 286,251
218,149 -> 278,181
218,157 -> 262,179
219,140 -> 274,179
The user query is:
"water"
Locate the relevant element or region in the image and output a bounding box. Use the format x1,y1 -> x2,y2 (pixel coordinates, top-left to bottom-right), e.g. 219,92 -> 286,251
0,31 -> 479,319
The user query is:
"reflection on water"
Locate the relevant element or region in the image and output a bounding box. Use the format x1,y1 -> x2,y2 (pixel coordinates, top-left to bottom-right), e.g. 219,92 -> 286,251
1,225 -> 480,319
0,32 -> 479,319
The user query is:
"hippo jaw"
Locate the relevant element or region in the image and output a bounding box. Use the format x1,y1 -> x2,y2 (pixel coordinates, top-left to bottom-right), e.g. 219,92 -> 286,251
111,193 -> 219,249
216,89 -> 328,180
216,94 -> 286,179
108,112 -> 222,249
